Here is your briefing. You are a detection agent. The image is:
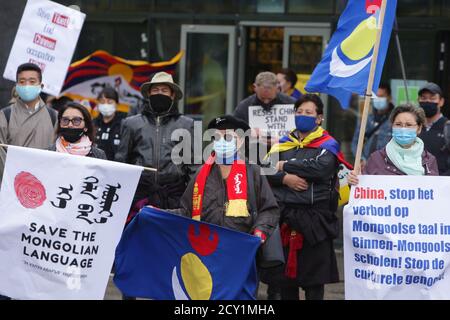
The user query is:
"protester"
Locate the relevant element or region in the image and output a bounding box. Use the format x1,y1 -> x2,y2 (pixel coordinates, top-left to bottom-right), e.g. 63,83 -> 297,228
351,83 -> 394,169
234,72 -> 295,168
49,102 -> 106,159
348,104 -> 438,185
417,82 -> 449,175
0,63 -> 58,182
115,71 -> 198,221
265,94 -> 347,300
276,68 -> 302,100
94,87 -> 127,161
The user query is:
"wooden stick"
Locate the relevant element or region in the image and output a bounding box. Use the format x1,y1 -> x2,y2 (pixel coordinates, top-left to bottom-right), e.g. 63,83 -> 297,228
353,0 -> 388,174
0,143 -> 157,172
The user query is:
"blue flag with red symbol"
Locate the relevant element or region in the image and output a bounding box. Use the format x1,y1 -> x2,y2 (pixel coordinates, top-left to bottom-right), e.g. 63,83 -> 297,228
305,0 -> 398,109
113,207 -> 261,300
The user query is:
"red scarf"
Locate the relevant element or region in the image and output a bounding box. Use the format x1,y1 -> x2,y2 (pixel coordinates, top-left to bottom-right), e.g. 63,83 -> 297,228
281,223 -> 304,279
192,154 -> 249,220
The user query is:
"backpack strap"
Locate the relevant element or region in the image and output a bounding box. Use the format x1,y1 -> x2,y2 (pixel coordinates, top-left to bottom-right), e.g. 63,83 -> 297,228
45,106 -> 57,127
2,106 -> 12,125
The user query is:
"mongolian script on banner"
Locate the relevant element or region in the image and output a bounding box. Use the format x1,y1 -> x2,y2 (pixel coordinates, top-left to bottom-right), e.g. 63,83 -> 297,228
0,146 -> 142,299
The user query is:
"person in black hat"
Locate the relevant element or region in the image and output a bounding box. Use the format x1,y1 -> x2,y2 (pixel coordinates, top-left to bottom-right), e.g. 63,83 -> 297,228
418,82 -> 449,175
173,116 -> 280,299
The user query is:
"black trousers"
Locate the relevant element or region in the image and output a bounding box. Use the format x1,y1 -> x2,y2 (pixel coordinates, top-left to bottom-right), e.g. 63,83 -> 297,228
281,284 -> 324,300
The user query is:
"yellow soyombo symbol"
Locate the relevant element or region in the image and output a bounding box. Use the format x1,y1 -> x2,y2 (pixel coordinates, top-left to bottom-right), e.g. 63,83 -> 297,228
330,15 -> 379,78
180,253 -> 213,300
340,16 -> 377,61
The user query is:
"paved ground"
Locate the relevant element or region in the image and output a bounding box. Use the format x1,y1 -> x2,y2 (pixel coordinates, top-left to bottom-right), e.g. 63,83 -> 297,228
104,250 -> 345,300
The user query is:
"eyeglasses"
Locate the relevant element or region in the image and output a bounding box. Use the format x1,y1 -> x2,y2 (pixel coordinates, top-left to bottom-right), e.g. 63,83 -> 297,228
61,117 -> 84,126
392,122 -> 418,129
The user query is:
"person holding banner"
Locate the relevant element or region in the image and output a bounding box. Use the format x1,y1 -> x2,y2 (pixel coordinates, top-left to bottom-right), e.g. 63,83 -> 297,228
49,102 -> 106,159
174,115 -> 280,242
265,94 -> 349,300
348,104 -> 438,185
233,72 -> 295,162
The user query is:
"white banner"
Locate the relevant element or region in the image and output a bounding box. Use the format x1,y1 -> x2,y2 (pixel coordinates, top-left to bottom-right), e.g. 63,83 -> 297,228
0,146 -> 142,299
344,175 -> 450,300
248,104 -> 295,137
3,0 -> 85,96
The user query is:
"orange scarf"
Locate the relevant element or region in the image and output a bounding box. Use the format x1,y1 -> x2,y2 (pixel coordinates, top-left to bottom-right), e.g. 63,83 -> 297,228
192,154 -> 249,220
56,135 -> 92,156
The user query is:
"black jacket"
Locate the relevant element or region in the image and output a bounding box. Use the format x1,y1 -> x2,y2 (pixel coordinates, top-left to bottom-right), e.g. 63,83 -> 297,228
267,147 -> 339,207
115,107 -> 198,209
176,163 -> 279,237
233,93 -> 296,124
419,116 -> 450,176
94,112 -> 127,161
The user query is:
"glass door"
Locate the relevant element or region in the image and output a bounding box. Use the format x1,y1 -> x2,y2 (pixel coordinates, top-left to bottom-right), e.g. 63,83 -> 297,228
179,25 -> 236,127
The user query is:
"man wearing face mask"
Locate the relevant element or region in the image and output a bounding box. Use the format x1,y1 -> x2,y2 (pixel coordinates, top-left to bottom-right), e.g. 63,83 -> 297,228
94,86 -> 127,161
351,83 -> 394,168
417,82 -> 449,175
115,72 -> 198,222
0,63 -> 57,182
234,72 -> 295,163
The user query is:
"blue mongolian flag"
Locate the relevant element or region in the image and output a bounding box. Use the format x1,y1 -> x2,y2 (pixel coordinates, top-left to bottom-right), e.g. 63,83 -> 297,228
113,207 -> 261,300
305,0 -> 398,109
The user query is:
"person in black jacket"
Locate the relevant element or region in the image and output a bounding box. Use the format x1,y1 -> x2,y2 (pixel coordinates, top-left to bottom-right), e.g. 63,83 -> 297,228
50,102 -> 106,159
417,82 -> 449,175
94,87 -> 127,161
266,94 -> 341,300
115,72 -> 198,222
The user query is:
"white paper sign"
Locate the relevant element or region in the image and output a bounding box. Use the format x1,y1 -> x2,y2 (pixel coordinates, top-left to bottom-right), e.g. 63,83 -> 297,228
3,0 -> 85,96
248,104 -> 295,137
344,175 -> 450,300
0,146 -> 142,299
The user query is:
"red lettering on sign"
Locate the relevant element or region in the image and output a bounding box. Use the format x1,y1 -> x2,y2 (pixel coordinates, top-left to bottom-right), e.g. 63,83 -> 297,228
52,13 -> 69,28
33,33 -> 57,50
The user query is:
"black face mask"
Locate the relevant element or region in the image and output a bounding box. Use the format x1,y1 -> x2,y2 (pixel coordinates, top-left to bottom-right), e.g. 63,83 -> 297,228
420,102 -> 439,118
148,94 -> 173,114
60,127 -> 85,143
256,97 -> 275,111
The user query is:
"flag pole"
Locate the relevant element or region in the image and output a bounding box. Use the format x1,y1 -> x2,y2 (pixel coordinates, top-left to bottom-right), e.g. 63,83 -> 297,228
353,0 -> 389,174
0,144 -> 157,172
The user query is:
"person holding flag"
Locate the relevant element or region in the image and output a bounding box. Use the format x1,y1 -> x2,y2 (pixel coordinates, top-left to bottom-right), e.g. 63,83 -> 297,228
265,94 -> 352,300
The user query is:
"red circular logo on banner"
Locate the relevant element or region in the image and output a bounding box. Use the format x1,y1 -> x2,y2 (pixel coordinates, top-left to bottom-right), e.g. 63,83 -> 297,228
14,171 -> 47,209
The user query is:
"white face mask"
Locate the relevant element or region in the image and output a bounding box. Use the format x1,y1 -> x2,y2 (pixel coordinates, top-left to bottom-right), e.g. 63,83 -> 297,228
98,103 -> 116,117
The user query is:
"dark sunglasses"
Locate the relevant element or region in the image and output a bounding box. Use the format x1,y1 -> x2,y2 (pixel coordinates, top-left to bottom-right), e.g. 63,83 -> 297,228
60,117 -> 84,126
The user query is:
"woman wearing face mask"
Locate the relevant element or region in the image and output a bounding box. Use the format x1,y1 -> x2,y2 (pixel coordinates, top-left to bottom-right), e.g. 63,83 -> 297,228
50,102 -> 106,159
174,115 -> 279,246
348,104 -> 438,185
94,87 -> 127,160
265,94 -> 351,300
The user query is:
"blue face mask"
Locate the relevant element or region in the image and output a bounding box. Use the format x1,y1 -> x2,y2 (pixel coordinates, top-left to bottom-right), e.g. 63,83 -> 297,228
372,97 -> 388,111
16,85 -> 42,102
214,138 -> 237,165
295,115 -> 317,133
392,128 -> 417,146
